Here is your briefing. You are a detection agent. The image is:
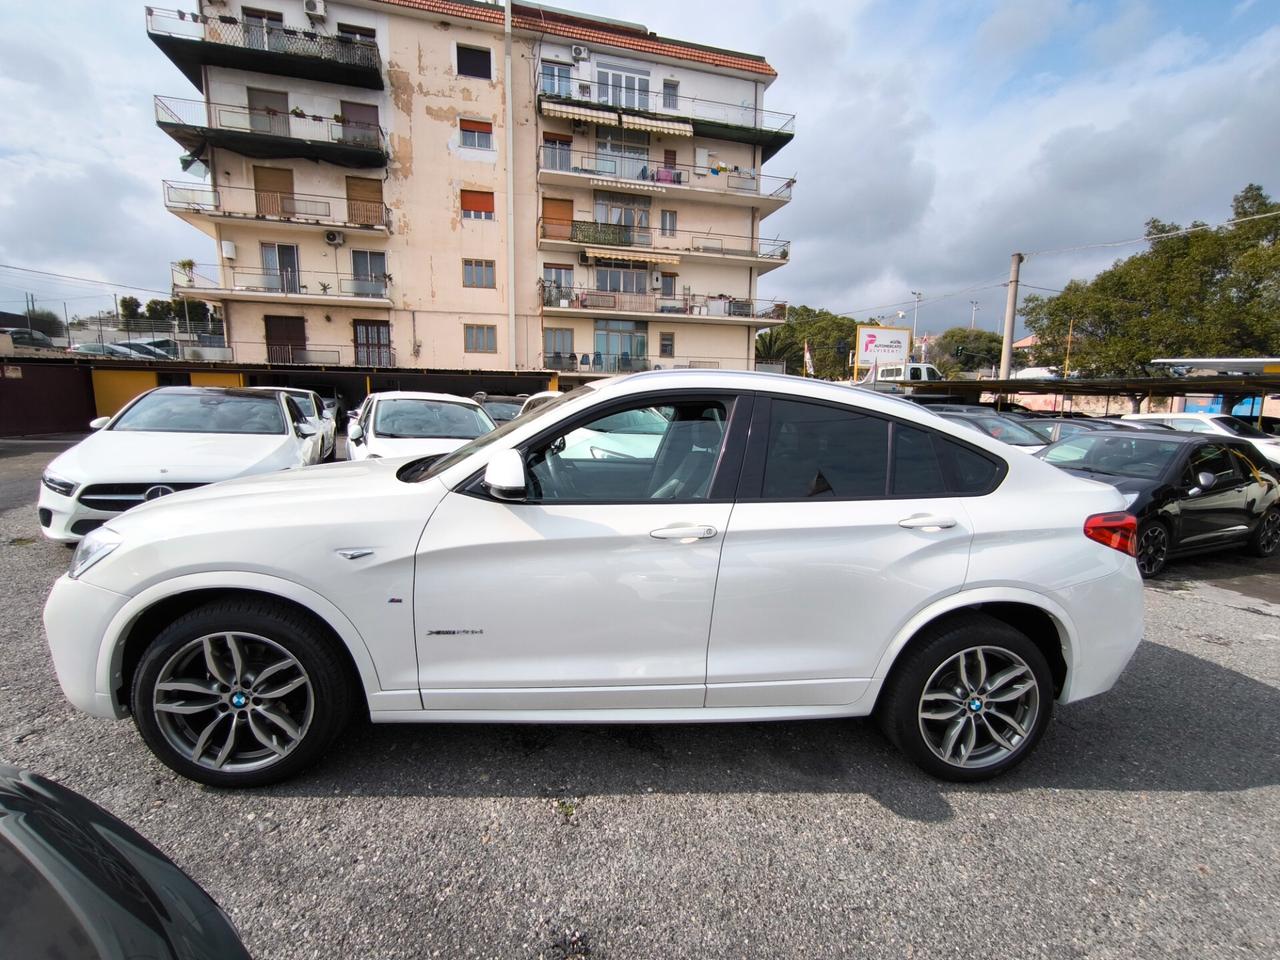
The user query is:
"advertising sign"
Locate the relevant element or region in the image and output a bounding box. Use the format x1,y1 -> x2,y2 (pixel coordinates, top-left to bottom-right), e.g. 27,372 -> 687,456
855,325 -> 911,367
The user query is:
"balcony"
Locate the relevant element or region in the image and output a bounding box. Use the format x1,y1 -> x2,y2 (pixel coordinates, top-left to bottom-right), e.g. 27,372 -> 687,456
155,96 -> 387,168
540,285 -> 786,327
537,76 -> 794,161
173,263 -> 393,307
538,218 -> 789,274
537,147 -> 793,215
173,340 -> 397,368
164,181 -> 391,233
146,8 -> 383,91
537,352 -> 753,376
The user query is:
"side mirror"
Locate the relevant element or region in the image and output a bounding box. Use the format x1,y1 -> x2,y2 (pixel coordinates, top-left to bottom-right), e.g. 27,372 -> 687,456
348,423 -> 364,442
484,449 -> 527,501
296,421 -> 318,437
89,416 -> 110,430
322,408 -> 335,420
1188,471 -> 1216,497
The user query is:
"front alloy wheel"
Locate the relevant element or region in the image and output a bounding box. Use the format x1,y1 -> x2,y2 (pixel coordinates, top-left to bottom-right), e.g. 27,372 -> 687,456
1248,508 -> 1280,557
1136,521 -> 1169,578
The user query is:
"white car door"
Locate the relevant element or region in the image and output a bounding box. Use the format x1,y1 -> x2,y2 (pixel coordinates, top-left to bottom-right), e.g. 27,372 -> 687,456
412,391 -> 751,710
706,396 -> 994,708
283,395 -> 323,464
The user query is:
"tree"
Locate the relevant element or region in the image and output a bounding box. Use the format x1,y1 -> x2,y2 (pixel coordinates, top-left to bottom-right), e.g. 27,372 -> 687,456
932,327 -> 1003,372
1022,184 -> 1280,407
119,296 -> 142,319
22,308 -> 65,339
754,326 -> 799,370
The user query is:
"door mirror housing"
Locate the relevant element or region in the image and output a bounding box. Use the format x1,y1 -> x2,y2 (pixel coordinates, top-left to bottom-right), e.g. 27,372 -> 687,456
1188,470 -> 1216,497
296,421 -> 318,438
484,449 -> 527,501
89,416 -> 110,430
348,423 -> 364,442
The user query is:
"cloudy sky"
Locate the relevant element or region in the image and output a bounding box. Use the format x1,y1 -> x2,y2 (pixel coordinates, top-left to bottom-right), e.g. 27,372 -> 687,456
0,0 -> 1276,335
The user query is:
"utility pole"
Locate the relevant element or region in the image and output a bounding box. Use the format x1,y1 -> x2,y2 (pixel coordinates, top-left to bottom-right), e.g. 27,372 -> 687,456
910,291 -> 922,359
24,293 -> 34,332
998,253 -> 1023,379
969,300 -> 979,329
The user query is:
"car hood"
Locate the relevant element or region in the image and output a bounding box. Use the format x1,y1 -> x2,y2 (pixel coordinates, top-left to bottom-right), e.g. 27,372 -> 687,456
48,430 -> 296,483
365,436 -> 469,458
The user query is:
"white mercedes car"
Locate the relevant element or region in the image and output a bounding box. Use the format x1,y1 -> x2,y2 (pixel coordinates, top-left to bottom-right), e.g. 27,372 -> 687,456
38,386 -> 323,542
244,386 -> 337,461
346,391 -> 495,461
43,371 -> 1145,788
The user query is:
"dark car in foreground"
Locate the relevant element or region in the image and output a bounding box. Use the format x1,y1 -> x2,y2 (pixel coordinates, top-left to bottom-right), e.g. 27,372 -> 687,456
0,764 -> 250,959
1036,431 -> 1280,576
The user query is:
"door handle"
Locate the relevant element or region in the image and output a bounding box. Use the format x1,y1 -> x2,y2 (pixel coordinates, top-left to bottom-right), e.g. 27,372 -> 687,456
898,514 -> 957,531
650,524 -> 718,541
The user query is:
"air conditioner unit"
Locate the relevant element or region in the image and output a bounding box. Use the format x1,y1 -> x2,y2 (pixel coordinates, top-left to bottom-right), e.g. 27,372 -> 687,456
220,240 -> 236,260
577,251 -> 592,266
571,44 -> 589,61
324,230 -> 345,246
303,0 -> 327,22
572,120 -> 588,134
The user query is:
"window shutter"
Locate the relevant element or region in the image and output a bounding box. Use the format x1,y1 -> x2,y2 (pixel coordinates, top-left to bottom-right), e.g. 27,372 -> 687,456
460,119 -> 493,134
461,190 -> 495,213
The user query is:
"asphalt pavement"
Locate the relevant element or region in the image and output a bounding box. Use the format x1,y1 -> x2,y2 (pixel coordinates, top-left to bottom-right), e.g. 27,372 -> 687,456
1,443 -> 1277,959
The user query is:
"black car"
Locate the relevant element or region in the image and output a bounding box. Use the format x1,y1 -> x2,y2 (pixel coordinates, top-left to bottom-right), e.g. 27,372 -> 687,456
0,326 -> 57,349
1095,417 -> 1176,432
0,764 -> 251,959
1036,431 -> 1280,577
938,412 -> 1047,450
472,391 -> 529,424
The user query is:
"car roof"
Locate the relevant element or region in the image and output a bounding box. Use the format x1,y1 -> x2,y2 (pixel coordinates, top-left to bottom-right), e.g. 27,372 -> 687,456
1123,412 -> 1215,419
243,386 -> 313,396
370,390 -> 482,405
148,386 -> 285,401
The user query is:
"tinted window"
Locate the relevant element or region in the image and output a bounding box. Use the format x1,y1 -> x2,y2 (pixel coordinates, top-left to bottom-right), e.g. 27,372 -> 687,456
1041,434 -> 1183,479
113,392 -> 286,435
892,424 -> 1001,496
374,399 -> 494,439
528,399 -> 728,502
762,400 -> 888,499
1170,417 -> 1213,434
1184,443 -> 1239,484
1214,416 -> 1268,438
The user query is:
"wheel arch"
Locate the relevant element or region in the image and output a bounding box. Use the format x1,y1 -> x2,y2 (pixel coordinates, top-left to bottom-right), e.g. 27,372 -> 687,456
101,573 -> 385,716
872,589 -> 1073,706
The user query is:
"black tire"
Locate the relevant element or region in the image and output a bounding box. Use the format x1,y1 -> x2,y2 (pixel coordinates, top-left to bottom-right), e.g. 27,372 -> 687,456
1247,507 -> 1280,558
1135,519 -> 1170,578
876,613 -> 1054,782
131,599 -> 353,788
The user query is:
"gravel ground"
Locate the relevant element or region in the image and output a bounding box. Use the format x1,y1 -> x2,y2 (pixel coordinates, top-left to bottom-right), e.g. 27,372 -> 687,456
2,439 -> 1278,959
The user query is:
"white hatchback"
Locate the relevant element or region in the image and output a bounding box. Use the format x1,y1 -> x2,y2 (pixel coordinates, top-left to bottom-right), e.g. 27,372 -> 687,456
1121,412 -> 1280,468
43,371 -> 1144,787
346,391 -> 495,461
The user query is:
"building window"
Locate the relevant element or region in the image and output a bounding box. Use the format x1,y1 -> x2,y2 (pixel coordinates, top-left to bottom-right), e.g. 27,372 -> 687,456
660,210 -> 677,236
544,326 -> 574,358
461,190 -> 496,221
662,80 -> 679,109
351,250 -> 387,296
336,23 -> 376,43
540,61 -> 571,97
594,190 -> 650,230
463,259 -> 496,288
460,119 -> 493,149
543,264 -> 574,302
659,332 -> 675,357
243,8 -> 283,51
595,259 -> 648,294
353,318 -> 392,366
260,242 -> 299,293
663,149 -> 677,169
596,65 -> 650,109
465,324 -> 498,353
660,273 -> 677,297
543,133 -> 572,171
457,45 -> 492,80
338,100 -> 380,146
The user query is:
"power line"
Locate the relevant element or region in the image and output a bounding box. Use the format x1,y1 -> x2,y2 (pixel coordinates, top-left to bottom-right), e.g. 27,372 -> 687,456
0,263 -> 172,297
1024,209 -> 1280,259
832,279 -> 1008,319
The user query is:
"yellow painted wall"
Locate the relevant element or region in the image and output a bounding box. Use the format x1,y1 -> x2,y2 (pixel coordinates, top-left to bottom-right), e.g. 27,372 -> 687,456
91,369 -> 158,417
189,371 -> 244,388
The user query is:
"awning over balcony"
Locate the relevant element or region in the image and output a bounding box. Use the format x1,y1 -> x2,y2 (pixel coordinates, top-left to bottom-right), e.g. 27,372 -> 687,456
542,103 -> 619,124
583,248 -> 681,265
621,115 -> 694,136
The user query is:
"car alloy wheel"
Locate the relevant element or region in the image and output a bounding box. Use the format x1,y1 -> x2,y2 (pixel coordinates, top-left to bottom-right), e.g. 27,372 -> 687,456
152,632 -> 315,774
1255,510 -> 1280,557
917,646 -> 1041,769
1136,522 -> 1169,577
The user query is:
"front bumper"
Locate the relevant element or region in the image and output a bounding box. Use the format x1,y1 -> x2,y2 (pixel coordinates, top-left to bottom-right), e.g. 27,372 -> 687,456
43,575 -> 130,718
37,486 -> 117,543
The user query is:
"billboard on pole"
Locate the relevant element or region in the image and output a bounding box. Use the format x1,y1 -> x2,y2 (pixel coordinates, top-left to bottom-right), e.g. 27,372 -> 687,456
855,325 -> 911,366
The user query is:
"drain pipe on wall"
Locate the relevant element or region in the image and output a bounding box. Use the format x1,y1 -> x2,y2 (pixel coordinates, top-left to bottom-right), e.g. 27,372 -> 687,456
503,0 -> 518,368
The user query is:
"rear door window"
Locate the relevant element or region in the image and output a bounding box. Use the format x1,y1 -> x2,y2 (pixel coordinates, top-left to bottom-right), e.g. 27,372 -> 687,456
760,399 -> 888,499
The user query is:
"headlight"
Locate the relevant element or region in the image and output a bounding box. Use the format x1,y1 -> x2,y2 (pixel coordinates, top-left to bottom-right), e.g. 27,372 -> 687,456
1122,492 -> 1141,507
69,527 -> 122,580
41,471 -> 78,498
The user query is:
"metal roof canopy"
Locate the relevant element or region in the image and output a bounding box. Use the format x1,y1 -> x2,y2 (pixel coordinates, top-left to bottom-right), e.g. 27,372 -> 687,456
939,374 -> 1280,398
1151,358 -> 1280,374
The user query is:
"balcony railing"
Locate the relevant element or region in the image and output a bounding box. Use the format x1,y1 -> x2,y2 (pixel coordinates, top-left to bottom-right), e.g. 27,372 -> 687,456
538,147 -> 793,201
164,180 -> 391,229
541,284 -> 787,322
146,8 -> 383,90
155,96 -> 385,152
538,75 -> 794,136
173,263 -> 391,300
539,218 -> 788,261
537,352 -> 753,374
173,341 -> 398,367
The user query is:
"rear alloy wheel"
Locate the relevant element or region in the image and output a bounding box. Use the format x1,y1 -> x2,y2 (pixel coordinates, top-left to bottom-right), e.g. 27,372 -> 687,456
132,600 -> 352,787
878,613 -> 1054,782
1247,508 -> 1280,558
1136,521 -> 1169,578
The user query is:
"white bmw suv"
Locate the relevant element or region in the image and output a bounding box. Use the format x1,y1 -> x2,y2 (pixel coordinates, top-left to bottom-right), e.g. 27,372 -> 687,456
43,371 -> 1145,787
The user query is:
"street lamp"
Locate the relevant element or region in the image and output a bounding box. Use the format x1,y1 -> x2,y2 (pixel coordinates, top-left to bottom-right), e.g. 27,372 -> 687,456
970,300 -> 979,329
910,291 -> 922,359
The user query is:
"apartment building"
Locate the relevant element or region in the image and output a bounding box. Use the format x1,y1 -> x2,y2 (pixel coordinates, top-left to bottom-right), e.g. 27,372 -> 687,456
148,0 -> 794,389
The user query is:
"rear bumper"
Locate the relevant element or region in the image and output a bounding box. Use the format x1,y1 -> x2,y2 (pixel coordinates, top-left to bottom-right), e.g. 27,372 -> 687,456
43,575 -> 130,719
1057,563 -> 1145,703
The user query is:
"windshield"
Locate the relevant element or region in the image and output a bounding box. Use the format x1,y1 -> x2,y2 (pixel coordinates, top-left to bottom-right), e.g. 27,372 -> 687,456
288,393 -> 317,418
1039,434 -> 1183,479
373,399 -> 495,440
412,387 -> 594,481
1214,416 -> 1268,439
1020,420 -> 1054,442
958,415 -> 1044,446
112,392 -> 286,435
482,400 -> 523,421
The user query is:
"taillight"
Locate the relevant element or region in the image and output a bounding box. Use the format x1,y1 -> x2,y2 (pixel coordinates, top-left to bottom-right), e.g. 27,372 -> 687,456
1083,512 -> 1137,556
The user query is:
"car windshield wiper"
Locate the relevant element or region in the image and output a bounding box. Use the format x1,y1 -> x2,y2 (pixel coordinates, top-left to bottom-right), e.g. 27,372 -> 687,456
1067,465 -> 1118,476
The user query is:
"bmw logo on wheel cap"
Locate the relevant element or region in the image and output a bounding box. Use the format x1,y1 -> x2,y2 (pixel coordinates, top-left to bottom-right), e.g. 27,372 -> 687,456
230,692 -> 248,708
968,698 -> 984,713
144,484 -> 176,501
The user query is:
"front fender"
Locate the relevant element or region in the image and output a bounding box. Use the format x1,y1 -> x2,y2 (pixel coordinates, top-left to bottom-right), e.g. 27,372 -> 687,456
97,571 -> 418,715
